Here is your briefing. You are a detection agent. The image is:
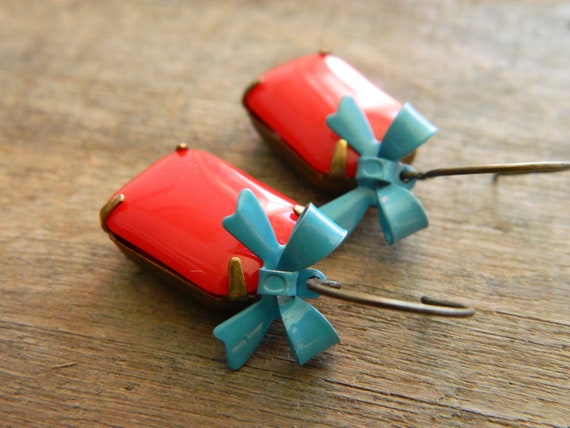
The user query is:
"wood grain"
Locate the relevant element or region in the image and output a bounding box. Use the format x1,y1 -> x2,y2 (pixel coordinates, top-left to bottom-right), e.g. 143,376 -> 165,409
1,1 -> 568,426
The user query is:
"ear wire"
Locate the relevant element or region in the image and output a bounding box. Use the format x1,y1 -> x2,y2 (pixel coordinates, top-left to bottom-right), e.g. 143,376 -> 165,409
306,278 -> 475,317
401,161 -> 570,182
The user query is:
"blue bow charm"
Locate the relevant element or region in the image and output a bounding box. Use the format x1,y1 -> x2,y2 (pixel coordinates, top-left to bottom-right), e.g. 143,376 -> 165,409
320,96 -> 438,244
214,189 -> 347,370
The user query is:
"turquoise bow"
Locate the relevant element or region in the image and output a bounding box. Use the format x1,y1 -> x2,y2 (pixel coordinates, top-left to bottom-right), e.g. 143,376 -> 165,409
320,96 -> 437,244
214,189 -> 347,370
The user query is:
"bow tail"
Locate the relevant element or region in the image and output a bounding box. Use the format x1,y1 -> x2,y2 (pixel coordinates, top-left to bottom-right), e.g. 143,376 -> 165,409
320,186 -> 376,235
279,297 -> 340,365
213,295 -> 280,370
376,184 -> 428,244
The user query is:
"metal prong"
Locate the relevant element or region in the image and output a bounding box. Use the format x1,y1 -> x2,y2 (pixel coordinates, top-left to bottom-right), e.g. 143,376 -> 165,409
330,139 -> 348,178
100,194 -> 125,233
306,278 -> 475,317
293,204 -> 305,216
176,143 -> 189,152
227,257 -> 247,298
401,161 -> 570,182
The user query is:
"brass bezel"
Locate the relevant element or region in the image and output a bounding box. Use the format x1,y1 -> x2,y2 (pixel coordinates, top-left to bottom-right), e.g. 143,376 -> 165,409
100,193 -> 256,313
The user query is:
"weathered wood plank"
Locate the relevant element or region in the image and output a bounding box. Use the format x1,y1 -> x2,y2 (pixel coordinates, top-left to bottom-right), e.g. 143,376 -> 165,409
1,0 -> 568,426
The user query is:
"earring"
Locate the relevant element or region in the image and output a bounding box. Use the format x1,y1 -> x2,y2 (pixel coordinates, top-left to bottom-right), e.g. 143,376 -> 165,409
101,145 -> 473,370
243,51 -> 569,243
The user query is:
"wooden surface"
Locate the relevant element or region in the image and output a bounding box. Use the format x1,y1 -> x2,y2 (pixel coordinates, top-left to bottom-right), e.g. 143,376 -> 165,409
1,1 -> 569,426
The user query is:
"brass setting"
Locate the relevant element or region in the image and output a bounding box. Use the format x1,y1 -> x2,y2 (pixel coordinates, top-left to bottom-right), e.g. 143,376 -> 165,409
318,48 -> 330,56
330,139 -> 348,178
227,257 -> 247,298
100,195 -> 255,312
99,194 -> 125,234
106,234 -> 256,313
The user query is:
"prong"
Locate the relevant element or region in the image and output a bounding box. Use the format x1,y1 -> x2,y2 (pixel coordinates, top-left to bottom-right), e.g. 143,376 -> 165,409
330,139 -> 348,178
293,205 -> 305,216
227,257 -> 247,298
99,194 -> 125,233
176,143 -> 189,152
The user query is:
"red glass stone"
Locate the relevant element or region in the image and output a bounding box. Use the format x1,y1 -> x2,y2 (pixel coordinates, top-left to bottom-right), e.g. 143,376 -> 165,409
101,147 -> 299,309
243,52 -> 404,191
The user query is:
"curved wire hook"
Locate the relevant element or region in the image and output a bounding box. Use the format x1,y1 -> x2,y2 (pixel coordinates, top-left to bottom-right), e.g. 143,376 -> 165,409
306,278 -> 475,317
401,161 -> 570,182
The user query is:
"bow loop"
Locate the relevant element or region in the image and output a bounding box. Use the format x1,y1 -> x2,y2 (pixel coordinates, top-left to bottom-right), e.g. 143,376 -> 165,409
326,96 -> 378,157
222,189 -> 282,269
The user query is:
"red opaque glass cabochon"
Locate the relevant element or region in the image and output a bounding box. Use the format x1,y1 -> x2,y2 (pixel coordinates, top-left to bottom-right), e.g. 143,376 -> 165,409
244,53 -> 402,178
105,149 -> 298,297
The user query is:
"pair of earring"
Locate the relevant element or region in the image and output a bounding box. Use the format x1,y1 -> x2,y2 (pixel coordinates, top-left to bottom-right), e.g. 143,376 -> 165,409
101,52 -> 569,370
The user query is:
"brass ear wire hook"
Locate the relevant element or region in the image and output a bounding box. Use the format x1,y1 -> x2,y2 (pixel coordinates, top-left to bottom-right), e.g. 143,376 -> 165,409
312,162 -> 569,316
306,278 -> 475,317
400,161 -> 570,182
